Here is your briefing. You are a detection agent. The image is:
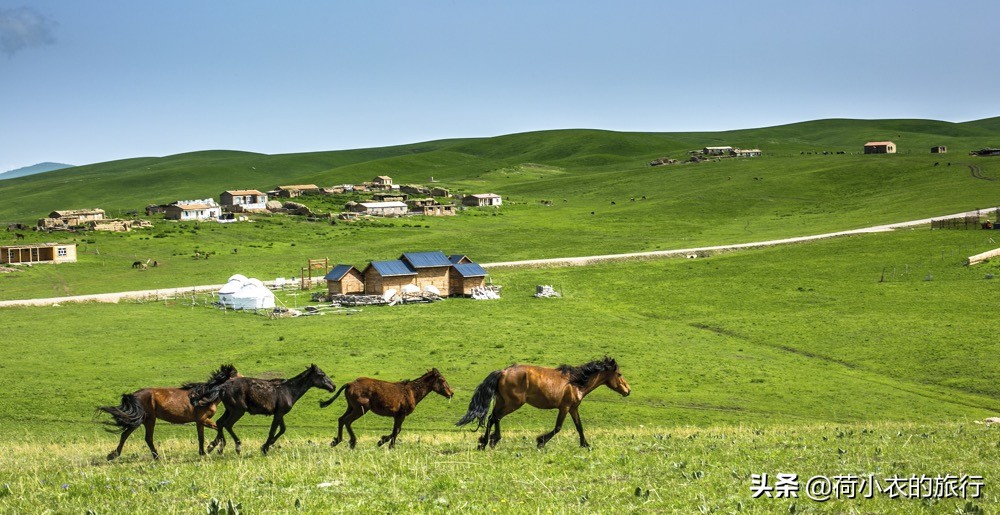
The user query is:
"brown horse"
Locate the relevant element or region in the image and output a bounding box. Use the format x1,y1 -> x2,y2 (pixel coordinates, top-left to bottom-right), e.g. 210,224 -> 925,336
200,364 -> 336,455
320,368 -> 453,449
98,364 -> 240,460
456,357 -> 630,449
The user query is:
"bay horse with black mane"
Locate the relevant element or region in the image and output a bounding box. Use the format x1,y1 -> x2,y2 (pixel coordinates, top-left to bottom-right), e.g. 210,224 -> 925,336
320,368 -> 453,449
98,364 -> 240,460
199,364 -> 336,456
456,357 -> 630,449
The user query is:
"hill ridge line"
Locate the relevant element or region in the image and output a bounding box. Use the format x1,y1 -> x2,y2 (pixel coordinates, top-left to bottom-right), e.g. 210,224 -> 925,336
0,207 -> 995,308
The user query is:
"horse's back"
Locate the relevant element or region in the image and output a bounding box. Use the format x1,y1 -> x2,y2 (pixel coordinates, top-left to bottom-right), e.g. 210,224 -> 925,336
499,365 -> 573,409
143,387 -> 202,423
347,378 -> 410,414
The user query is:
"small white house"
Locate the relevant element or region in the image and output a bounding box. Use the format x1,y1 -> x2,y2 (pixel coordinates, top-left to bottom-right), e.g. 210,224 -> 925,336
220,190 -> 268,211
164,199 -> 222,221
462,193 -> 503,207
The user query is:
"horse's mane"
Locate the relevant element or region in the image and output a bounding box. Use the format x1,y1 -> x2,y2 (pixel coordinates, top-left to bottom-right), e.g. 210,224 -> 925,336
184,364 -> 238,405
557,356 -> 618,388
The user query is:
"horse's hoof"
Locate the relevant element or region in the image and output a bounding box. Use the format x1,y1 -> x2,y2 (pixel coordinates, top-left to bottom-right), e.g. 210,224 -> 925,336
330,440 -> 340,448
349,441 -> 357,450
106,452 -> 118,461
476,443 -> 487,451
261,447 -> 269,455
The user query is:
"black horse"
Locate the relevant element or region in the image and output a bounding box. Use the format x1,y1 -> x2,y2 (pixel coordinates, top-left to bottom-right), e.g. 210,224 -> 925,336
197,364 -> 336,455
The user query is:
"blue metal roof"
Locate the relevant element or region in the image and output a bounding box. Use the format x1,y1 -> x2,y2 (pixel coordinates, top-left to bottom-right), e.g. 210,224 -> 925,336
400,251 -> 451,268
368,260 -> 416,277
448,254 -> 469,264
453,263 -> 487,278
324,264 -> 357,281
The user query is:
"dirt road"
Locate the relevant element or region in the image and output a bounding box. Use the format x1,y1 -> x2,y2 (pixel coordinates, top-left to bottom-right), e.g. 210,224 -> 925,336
1,207 -> 995,308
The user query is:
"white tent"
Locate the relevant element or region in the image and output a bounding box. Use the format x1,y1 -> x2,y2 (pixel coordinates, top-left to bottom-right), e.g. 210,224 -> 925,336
218,275 -> 275,310
218,274 -> 249,307
230,278 -> 276,310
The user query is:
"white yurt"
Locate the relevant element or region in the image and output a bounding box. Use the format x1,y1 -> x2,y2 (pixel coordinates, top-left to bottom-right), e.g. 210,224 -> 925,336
230,278 -> 276,310
218,274 -> 249,308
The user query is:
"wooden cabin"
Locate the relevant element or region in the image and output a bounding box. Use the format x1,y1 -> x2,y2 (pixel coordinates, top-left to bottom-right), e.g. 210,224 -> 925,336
449,262 -> 488,296
363,260 -> 417,295
324,264 -> 365,295
2,243 -> 77,265
399,251 -> 452,294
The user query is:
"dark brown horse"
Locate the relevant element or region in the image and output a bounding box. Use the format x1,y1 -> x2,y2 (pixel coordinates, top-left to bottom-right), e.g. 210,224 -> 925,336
200,364 -> 336,455
456,357 -> 630,449
320,368 -> 453,449
98,364 -> 240,460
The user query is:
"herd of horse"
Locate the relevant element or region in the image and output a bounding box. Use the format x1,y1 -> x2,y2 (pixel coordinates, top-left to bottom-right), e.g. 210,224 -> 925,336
98,357 -> 631,460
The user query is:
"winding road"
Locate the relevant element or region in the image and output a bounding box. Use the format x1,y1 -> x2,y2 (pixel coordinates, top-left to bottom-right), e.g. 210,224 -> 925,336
1,207 -> 997,308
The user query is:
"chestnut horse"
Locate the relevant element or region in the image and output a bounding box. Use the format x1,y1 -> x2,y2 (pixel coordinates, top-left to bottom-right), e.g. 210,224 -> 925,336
200,364 -> 336,455
98,364 -> 240,460
320,368 -> 453,449
456,357 -> 630,449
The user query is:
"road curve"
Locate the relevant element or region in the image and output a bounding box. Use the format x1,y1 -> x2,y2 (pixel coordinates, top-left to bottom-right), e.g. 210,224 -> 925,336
1,207 -> 996,308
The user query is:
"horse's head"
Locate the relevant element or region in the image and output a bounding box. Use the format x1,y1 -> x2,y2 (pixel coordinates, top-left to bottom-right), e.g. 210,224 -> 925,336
606,365 -> 631,397
309,364 -> 337,392
429,368 -> 454,399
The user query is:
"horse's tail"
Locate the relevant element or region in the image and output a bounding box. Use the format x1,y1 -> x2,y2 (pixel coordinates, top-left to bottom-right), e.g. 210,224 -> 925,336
319,384 -> 348,408
97,394 -> 145,433
455,370 -> 502,429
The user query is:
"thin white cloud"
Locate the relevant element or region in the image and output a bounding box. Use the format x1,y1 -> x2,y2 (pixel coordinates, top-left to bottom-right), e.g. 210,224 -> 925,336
0,6 -> 56,57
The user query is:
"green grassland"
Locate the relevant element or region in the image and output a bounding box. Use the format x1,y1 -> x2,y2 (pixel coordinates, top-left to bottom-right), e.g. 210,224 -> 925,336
2,118 -> 1000,512
0,228 -> 998,512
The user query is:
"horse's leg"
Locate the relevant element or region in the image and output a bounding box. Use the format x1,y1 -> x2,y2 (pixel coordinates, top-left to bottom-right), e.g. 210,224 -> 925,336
107,425 -> 137,461
486,398 -> 518,449
224,411 -> 245,454
342,404 -> 364,449
261,415 -> 283,455
195,421 -> 205,455
537,406 -> 569,449
207,410 -> 229,454
330,405 -> 352,447
569,405 -> 589,448
142,418 -> 160,459
378,415 -> 405,449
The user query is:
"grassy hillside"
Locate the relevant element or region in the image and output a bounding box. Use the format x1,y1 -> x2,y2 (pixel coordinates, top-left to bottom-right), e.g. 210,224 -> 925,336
1,117 -> 998,222
2,118 -> 999,300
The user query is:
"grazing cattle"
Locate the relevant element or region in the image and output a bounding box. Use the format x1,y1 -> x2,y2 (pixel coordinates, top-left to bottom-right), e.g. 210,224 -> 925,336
132,261 -> 142,269
200,364 -> 336,455
14,233 -> 25,240
457,357 -> 630,449
98,364 -> 240,460
321,368 -> 453,449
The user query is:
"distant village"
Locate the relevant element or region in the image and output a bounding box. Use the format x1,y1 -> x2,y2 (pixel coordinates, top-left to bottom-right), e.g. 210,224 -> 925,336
649,141 -> 1000,166
27,175 -> 502,233
2,174 -> 502,272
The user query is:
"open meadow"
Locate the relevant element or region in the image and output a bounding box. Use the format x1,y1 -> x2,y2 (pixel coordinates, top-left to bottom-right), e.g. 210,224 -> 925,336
1,227 -> 999,512
2,119 -> 1000,512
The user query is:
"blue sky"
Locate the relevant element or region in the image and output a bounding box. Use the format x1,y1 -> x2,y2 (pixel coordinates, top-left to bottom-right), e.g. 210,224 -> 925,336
2,1 -> 998,173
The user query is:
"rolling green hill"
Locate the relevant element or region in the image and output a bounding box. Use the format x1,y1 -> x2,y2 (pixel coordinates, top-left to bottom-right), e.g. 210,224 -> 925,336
1,117 -> 998,222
